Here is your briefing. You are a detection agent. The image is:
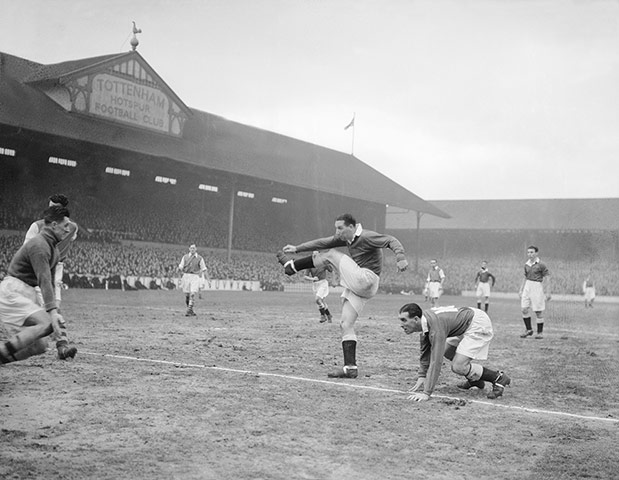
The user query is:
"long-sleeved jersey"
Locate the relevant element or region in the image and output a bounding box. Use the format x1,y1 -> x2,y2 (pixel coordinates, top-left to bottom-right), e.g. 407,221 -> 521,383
24,218 -> 78,262
8,226 -> 60,312
418,306 -> 475,395
294,227 -> 406,277
475,268 -> 496,286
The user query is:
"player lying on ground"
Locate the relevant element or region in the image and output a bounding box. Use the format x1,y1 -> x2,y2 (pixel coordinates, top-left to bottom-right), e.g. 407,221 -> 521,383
398,303 -> 511,401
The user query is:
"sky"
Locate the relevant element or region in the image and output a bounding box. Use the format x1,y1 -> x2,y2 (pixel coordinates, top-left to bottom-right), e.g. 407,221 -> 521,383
1,0 -> 618,201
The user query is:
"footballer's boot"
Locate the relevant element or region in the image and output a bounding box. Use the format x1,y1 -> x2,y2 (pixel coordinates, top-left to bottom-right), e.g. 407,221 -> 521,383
520,330 -> 534,338
276,251 -> 297,276
57,342 -> 78,360
534,334 -> 544,339
319,314 -> 328,323
185,307 -> 196,317
487,371 -> 511,399
457,379 -> 485,390
328,365 -> 358,379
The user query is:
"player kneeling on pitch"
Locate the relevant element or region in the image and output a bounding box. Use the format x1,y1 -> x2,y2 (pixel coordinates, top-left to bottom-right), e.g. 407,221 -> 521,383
0,205 -> 73,364
398,304 -> 511,401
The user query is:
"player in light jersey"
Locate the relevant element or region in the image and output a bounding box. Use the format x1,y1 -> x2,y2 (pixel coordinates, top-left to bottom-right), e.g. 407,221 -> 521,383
304,265 -> 333,323
398,303 -> 511,401
0,206 -> 72,363
474,260 -> 496,312
426,259 -> 445,307
277,213 -> 408,379
24,194 -> 78,360
582,275 -> 595,308
519,246 -> 551,339
178,244 -> 211,316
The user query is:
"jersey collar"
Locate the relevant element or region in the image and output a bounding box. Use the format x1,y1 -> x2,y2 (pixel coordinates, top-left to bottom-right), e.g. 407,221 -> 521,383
420,315 -> 429,333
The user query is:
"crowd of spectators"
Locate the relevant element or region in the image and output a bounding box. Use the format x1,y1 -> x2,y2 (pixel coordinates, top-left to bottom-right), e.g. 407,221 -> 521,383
1,174 -> 617,296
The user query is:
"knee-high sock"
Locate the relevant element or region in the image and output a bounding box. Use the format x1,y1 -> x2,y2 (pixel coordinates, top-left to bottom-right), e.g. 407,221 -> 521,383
292,255 -> 315,271
480,367 -> 500,383
342,340 -> 357,366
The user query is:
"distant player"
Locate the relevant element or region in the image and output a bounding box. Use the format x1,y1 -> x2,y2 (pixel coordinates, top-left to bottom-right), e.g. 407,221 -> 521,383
304,265 -> 333,323
426,259 -> 445,307
474,260 -> 496,312
582,275 -> 595,308
178,244 -> 210,316
0,206 -> 72,364
24,194 -> 78,360
277,213 -> 408,379
519,246 -> 551,339
399,303 -> 511,401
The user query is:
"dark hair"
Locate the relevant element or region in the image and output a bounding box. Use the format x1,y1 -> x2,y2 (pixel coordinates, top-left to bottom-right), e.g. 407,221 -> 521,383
49,194 -> 69,207
399,303 -> 422,319
336,213 -> 357,226
527,245 -> 539,253
43,205 -> 70,224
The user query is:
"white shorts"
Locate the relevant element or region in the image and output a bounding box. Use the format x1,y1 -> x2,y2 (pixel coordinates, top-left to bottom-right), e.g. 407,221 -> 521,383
521,280 -> 546,312
476,282 -> 491,298
427,282 -> 442,299
312,279 -> 329,299
337,255 -> 379,315
584,287 -> 595,301
0,276 -> 46,336
446,308 -> 494,360
181,273 -> 201,294
54,262 -> 64,301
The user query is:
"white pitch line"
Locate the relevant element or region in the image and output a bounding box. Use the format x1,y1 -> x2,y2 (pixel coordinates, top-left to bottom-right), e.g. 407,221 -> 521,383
81,351 -> 618,425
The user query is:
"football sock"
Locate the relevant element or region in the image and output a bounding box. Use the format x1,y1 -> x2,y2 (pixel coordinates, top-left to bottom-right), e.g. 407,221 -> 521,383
342,340 -> 357,366
0,341 -> 18,364
537,322 -> 544,334
477,302 -> 481,309
480,367 -> 499,383
523,317 -> 532,331
185,295 -> 190,306
324,308 -> 331,317
484,303 -> 489,312
319,307 -> 326,316
292,255 -> 315,271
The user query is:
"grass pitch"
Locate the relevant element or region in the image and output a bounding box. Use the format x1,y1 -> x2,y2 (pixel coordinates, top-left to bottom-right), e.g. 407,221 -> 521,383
1,289 -> 618,479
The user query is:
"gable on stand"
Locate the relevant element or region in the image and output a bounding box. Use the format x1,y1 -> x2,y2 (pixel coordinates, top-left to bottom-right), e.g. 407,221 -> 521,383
25,51 -> 192,137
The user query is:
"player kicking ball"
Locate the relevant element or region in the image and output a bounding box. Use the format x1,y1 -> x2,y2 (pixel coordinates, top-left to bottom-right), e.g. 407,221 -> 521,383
277,213 -> 408,379
398,303 -> 511,401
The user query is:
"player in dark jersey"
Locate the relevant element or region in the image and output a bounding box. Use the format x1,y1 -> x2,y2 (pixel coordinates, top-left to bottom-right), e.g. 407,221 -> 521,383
474,260 -> 496,312
519,246 -> 551,339
399,303 -> 511,401
277,213 -> 408,379
24,194 -> 78,360
0,206 -> 72,364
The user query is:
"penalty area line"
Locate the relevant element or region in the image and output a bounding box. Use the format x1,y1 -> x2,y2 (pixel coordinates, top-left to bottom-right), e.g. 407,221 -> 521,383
81,351 -> 618,425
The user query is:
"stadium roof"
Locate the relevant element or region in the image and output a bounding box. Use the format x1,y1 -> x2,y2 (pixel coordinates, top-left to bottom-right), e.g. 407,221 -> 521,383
387,198 -> 619,231
0,50 -> 449,218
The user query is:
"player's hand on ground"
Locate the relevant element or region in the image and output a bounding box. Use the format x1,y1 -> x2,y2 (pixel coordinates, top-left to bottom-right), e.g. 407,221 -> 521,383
408,378 -> 425,393
283,245 -> 297,254
408,392 -> 431,402
49,311 -> 64,337
396,259 -> 409,272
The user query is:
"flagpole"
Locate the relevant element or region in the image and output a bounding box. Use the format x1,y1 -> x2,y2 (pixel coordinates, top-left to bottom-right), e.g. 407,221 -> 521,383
351,118 -> 355,156
345,112 -> 355,156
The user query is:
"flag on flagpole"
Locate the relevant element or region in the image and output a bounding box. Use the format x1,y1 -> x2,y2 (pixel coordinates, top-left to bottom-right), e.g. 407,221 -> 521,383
344,115 -> 355,130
